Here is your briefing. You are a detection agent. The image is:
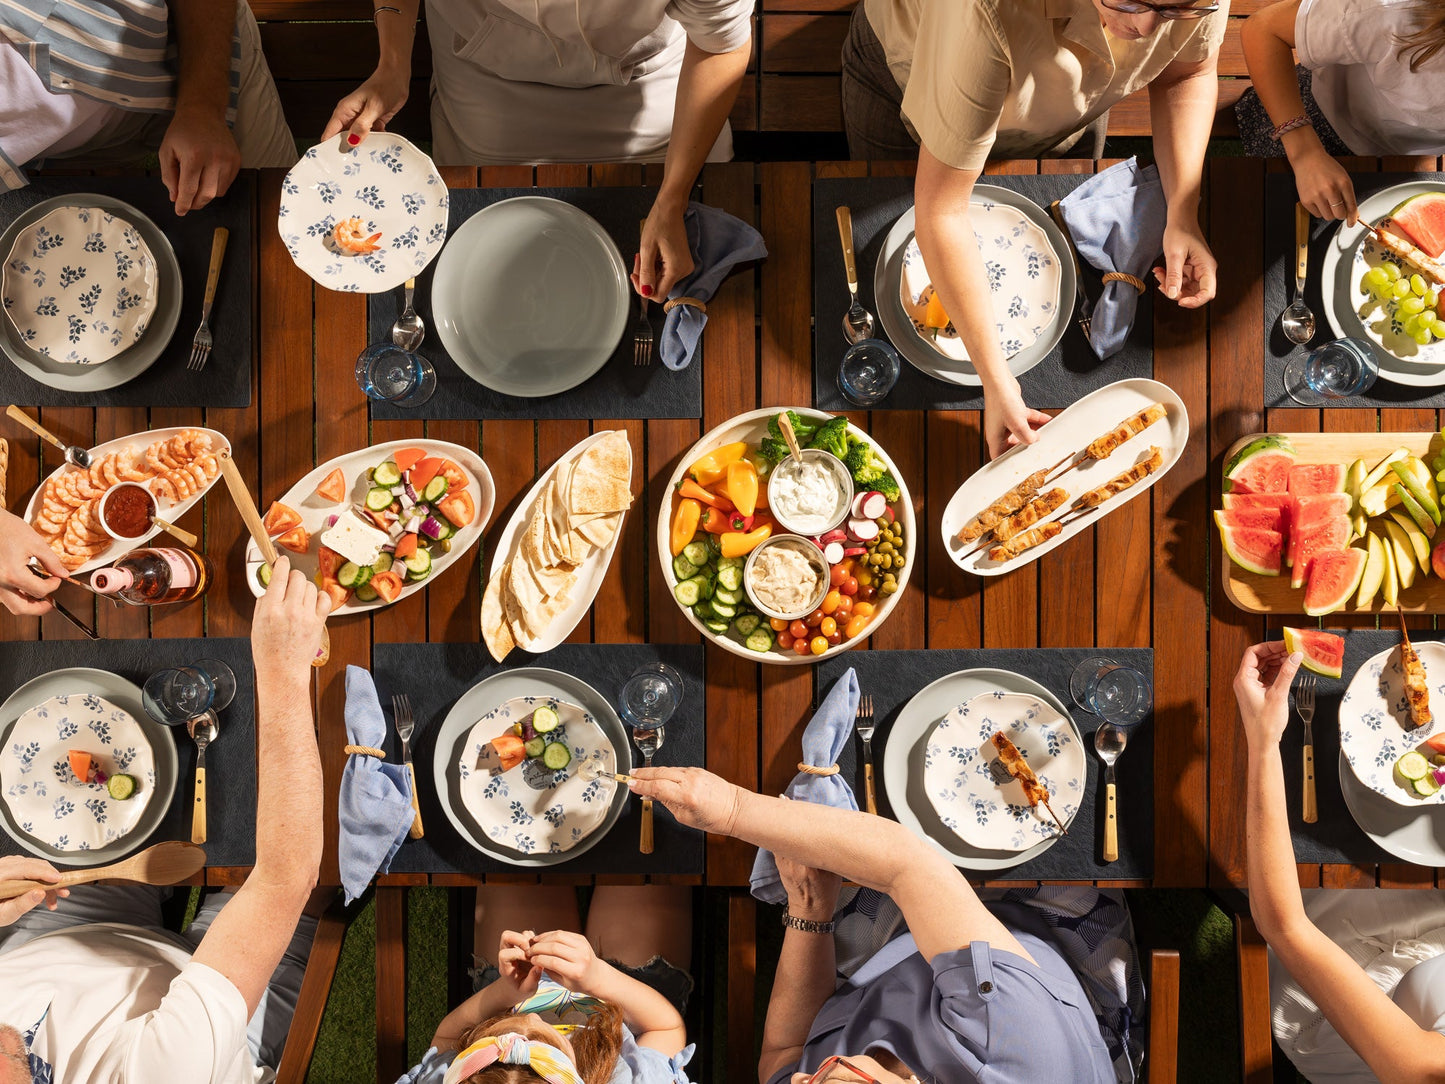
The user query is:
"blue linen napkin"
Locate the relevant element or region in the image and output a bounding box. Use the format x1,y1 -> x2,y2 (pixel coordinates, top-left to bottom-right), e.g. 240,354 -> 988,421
749,667 -> 860,904
339,666 -> 416,904
660,202 -> 768,370
1057,157 -> 1166,360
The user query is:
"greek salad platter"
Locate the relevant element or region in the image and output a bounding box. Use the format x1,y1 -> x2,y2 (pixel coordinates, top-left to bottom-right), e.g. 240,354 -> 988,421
658,408 -> 916,664
244,439 -> 493,612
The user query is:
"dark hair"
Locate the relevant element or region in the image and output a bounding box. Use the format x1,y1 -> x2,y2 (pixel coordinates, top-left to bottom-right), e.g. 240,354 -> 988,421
454,1005 -> 625,1084
1396,0 -> 1445,70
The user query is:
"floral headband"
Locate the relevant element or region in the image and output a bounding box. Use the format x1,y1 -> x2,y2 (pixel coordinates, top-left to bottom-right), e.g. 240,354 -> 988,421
443,1032 -> 585,1084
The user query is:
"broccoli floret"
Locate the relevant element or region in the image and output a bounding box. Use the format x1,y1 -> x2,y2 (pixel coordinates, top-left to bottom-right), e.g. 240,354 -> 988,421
870,471 -> 901,503
758,436 -> 792,464
806,417 -> 851,460
767,410 -> 820,444
844,440 -> 884,480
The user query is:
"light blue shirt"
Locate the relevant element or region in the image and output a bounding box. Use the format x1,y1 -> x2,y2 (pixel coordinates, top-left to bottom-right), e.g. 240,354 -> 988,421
397,1025 -> 694,1084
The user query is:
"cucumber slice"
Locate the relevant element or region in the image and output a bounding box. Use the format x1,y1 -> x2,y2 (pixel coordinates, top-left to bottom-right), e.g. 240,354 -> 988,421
106,773 -> 136,800
256,562 -> 272,589
366,487 -> 395,511
372,552 -> 394,575
373,461 -> 402,486
713,586 -> 743,606
705,532 -> 723,557
683,573 -> 713,601
354,582 -> 380,603
717,565 -> 743,591
531,706 -> 560,734
1416,773 -> 1442,797
542,742 -> 572,770
431,519 -> 455,541
422,476 -> 449,503
733,613 -> 761,637
672,555 -> 699,581
716,556 -> 744,571
682,541 -> 710,568
1399,751 -> 1431,781
703,617 -> 731,634
710,599 -> 737,618
404,549 -> 432,577
674,579 -> 701,606
337,562 -> 364,588
744,627 -> 776,653
693,599 -> 716,621
523,737 -> 546,759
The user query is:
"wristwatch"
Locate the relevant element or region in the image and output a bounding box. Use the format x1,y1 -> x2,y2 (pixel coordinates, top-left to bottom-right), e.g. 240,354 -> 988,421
782,910 -> 835,934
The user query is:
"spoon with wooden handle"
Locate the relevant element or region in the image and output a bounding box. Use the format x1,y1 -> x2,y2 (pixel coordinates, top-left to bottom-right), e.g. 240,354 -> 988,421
0,841 -> 206,901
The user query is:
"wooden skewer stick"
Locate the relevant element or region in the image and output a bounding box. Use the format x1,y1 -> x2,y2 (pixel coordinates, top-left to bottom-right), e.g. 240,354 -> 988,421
1040,797 -> 1068,835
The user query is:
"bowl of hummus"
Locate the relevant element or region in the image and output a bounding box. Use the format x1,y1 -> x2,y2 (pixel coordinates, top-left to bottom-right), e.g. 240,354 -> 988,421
743,536 -> 830,621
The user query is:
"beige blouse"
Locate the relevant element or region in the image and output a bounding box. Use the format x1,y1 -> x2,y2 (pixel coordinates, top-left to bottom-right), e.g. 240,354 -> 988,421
863,0 -> 1229,170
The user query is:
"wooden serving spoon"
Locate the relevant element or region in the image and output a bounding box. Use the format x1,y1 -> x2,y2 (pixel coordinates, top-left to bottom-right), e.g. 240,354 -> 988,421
777,412 -> 804,466
0,840 -> 206,901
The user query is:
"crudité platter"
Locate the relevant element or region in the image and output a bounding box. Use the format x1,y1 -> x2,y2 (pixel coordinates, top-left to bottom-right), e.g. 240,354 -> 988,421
244,439 -> 493,613
1218,431 -> 1445,614
658,407 -> 915,664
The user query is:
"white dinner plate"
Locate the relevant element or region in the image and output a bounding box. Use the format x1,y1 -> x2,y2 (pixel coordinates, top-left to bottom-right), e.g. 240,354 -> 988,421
1339,749 -> 1445,866
244,439 -> 493,613
882,668 -> 1082,871
0,668 -> 177,867
1338,640 -> 1445,806
21,425 -> 231,576
922,691 -> 1084,852
488,430 -> 630,653
432,668 -> 630,867
279,133 -> 449,293
940,378 -> 1188,575
873,188 -> 1075,387
431,196 -> 629,398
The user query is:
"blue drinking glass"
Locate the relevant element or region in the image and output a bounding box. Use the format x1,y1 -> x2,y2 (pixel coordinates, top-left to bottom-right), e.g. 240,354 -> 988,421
1283,336 -> 1380,406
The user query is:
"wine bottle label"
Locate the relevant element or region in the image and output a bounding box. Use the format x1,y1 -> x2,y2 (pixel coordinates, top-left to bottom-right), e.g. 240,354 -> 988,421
154,548 -> 197,590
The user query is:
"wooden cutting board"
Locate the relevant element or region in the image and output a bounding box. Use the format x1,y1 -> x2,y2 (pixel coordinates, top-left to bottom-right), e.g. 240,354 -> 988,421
1221,432 -> 1445,615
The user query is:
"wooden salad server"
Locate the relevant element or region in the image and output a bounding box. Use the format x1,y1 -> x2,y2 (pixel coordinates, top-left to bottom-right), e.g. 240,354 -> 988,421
0,841 -> 206,901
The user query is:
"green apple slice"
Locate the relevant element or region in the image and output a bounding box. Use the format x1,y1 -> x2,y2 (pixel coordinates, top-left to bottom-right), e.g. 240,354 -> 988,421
1358,531 -> 1386,608
1385,519 -> 1418,590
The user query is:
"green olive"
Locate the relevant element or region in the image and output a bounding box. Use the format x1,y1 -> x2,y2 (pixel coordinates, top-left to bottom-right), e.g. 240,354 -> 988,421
875,517 -> 889,528
440,539 -> 453,553
877,542 -> 894,555
881,581 -> 898,594
893,555 -> 906,568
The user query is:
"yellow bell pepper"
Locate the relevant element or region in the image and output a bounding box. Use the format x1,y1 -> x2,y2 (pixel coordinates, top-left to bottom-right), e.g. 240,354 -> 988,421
725,460 -> 759,517
720,524 -> 772,559
689,441 -> 749,487
670,498 -> 702,556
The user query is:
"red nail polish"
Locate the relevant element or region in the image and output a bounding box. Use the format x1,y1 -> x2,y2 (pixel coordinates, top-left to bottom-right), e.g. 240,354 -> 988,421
641,285 -> 653,297
347,134 -> 361,146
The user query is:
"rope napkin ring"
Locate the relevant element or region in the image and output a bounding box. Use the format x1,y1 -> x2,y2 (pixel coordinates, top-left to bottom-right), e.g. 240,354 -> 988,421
1101,271 -> 1147,295
796,762 -> 840,776
662,296 -> 707,314
344,744 -> 387,759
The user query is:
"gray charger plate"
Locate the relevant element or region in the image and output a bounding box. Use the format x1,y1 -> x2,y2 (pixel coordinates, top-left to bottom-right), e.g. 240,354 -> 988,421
882,667 -> 1082,871
0,195 -> 182,392
432,667 -> 630,867
1339,748 -> 1445,866
0,667 -> 179,867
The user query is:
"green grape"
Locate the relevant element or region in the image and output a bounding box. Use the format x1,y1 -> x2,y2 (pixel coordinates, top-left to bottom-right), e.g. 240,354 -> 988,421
1394,280 -> 1414,299
1401,296 -> 1427,315
1403,314 -> 1423,335
1426,288 -> 1441,308
1414,328 -> 1433,346
1371,281 -> 1395,300
1365,266 -> 1390,287
1413,274 -> 1429,296
1383,261 -> 1403,281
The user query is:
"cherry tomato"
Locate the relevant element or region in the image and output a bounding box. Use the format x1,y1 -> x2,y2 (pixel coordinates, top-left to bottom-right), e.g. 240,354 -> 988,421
777,631 -> 794,650
858,584 -> 877,602
825,630 -> 844,646
829,565 -> 848,587
820,616 -> 838,637
853,601 -> 875,618
856,569 -> 873,587
845,614 -> 871,639
805,608 -> 825,627
840,576 -> 858,596
834,595 -> 854,617
821,589 -> 841,615
789,620 -> 809,641
793,637 -> 811,656
770,617 -> 788,632
809,635 -> 828,655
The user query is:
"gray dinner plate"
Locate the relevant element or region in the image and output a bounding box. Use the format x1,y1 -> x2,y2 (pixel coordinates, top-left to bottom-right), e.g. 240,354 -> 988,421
431,196 -> 629,398
881,667 -> 1082,871
873,187 -> 1075,387
0,667 -> 179,868
0,194 -> 182,392
431,667 -> 631,867
1339,748 -> 1445,866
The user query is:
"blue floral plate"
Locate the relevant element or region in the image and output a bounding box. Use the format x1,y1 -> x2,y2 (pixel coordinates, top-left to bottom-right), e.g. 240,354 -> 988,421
1339,640 -> 1445,806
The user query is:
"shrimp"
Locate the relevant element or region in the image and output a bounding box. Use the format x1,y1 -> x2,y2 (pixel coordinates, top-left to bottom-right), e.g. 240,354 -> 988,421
333,217 -> 382,255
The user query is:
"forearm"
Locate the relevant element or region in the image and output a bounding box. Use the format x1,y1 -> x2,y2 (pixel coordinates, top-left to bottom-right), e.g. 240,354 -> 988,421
170,0 -> 238,120
1244,744 -> 1308,941
758,927 -> 836,1083
584,960 -> 686,1049
250,669 -> 322,887
373,0 -> 422,77
1148,64 -> 1216,224
1242,7 -> 1333,167
657,41 -> 750,211
431,977 -> 528,1051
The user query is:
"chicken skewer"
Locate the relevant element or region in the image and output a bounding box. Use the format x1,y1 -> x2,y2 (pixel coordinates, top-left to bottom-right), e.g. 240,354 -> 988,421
1366,222 -> 1445,288
1049,446 -> 1168,531
1045,402 -> 1168,485
986,521 -> 1062,563
990,732 -> 1068,834
1398,608 -> 1432,730
962,487 -> 1069,558
957,454 -> 1071,544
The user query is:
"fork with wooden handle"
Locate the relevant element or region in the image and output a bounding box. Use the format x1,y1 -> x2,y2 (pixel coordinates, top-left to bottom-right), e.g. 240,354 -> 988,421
1297,672 -> 1317,824
0,841 -> 206,901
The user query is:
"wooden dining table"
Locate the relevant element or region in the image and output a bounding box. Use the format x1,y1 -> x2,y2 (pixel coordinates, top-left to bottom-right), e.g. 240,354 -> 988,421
1,155 -> 1441,901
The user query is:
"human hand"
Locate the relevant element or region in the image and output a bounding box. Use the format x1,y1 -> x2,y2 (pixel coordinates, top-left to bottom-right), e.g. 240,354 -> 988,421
0,856 -> 67,925
1289,145 -> 1358,226
525,930 -> 604,993
983,383 -> 1050,460
777,854 -> 842,924
497,929 -> 542,996
627,766 -> 743,835
320,66 -> 411,145
1233,641 -> 1303,749
159,107 -> 242,216
0,508 -> 68,616
1154,218 -> 1217,309
633,197 -> 694,302
250,556 -> 331,677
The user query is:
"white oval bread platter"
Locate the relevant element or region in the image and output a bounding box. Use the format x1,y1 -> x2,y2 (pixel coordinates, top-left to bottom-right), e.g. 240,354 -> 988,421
941,378 -> 1188,576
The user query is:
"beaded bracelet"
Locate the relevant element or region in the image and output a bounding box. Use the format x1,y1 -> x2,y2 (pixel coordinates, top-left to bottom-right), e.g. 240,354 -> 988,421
1270,114 -> 1312,140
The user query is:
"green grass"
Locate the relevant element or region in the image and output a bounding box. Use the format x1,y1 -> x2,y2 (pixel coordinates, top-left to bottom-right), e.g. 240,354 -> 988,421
306,896 -> 377,1084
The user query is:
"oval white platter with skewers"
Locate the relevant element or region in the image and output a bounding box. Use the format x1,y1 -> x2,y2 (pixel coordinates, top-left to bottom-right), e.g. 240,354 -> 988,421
941,378 -> 1188,575
22,426 -> 230,575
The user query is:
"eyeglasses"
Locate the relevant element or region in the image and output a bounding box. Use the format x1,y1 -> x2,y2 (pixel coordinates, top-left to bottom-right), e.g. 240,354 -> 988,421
806,1056 -> 882,1084
1099,0 -> 1219,18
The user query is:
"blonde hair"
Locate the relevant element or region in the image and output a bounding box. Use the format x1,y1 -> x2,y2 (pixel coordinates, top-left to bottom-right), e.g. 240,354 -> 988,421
1396,0 -> 1445,70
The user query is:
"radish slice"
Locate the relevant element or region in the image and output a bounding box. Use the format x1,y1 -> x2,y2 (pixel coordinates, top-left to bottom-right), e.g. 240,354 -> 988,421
823,542 -> 845,564
860,492 -> 888,519
882,506 -> 895,523
851,492 -> 870,518
819,528 -> 849,545
843,546 -> 867,557
848,517 -> 880,541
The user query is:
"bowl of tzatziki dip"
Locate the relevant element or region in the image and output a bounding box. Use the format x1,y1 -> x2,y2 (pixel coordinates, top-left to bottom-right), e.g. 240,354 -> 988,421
767,449 -> 853,536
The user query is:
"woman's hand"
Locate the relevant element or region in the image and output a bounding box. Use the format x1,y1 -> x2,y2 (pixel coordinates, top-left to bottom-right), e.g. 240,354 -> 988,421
1234,641 -> 1303,749
497,929 -> 542,997
0,856 -> 67,925
1290,145 -> 1358,226
982,382 -> 1050,460
525,930 -> 604,993
627,766 -> 742,835
320,65 -> 411,145
1154,218 -> 1218,309
777,854 -> 842,924
0,509 -> 68,616
633,197 -> 694,302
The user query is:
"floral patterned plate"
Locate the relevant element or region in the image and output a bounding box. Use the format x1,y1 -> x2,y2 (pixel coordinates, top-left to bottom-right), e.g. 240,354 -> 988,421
2,206 -> 159,365
922,691 -> 1084,852
279,133 -> 449,294
433,668 -> 630,867
0,692 -> 156,853
1339,640 -> 1445,806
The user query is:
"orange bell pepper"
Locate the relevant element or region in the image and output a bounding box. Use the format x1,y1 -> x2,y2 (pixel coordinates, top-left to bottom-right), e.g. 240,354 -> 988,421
670,498 -> 702,555
678,478 -> 734,510
689,441 -> 748,487
720,524 -> 772,559
702,506 -> 731,534
725,460 -> 758,517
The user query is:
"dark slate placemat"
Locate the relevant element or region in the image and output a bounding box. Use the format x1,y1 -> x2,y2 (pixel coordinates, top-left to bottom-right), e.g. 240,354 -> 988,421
0,638 -> 256,866
0,175 -> 253,407
813,175 -> 1153,411
367,187 -> 701,420
373,642 -> 705,875
819,648 -> 1154,879
1264,172 -> 1445,407
1266,629 -> 1433,865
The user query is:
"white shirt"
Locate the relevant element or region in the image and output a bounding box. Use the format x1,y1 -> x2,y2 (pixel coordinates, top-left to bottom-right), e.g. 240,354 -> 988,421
0,38 -> 119,187
1295,0 -> 1445,156
0,923 -> 263,1084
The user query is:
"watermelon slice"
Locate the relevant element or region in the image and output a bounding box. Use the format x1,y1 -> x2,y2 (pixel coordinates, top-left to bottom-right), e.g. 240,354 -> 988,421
1223,493 -> 1293,512
1225,437 -> 1295,495
1389,192 -> 1445,259
1286,493 -> 1354,569
1282,627 -> 1346,679
1220,525 -> 1283,575
1291,515 -> 1350,589
1288,463 -> 1347,495
1215,507 -> 1287,532
1304,548 -> 1367,617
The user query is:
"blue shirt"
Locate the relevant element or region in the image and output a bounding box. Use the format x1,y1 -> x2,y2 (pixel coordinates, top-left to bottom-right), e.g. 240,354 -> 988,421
396,1026 -> 695,1084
